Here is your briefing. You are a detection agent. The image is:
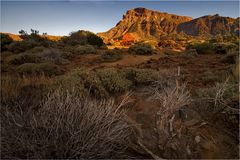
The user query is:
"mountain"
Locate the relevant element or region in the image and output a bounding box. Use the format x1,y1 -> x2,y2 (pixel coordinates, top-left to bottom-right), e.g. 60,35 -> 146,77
177,14 -> 239,36
98,8 -> 239,42
98,8 -> 192,42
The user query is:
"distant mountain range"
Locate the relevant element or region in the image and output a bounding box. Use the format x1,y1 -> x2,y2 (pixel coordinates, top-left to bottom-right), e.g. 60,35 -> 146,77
2,8 -> 239,43
98,8 -> 239,41
1,32 -> 62,41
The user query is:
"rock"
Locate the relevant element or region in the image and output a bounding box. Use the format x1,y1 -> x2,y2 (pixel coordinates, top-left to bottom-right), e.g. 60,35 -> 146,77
195,135 -> 201,143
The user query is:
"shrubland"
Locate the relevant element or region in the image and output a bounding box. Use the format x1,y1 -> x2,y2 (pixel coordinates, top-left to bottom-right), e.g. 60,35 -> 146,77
129,43 -> 154,55
101,48 -> 123,62
1,28 -> 239,159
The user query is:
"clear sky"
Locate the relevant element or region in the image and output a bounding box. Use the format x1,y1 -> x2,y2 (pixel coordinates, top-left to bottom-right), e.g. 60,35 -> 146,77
1,0 -> 239,36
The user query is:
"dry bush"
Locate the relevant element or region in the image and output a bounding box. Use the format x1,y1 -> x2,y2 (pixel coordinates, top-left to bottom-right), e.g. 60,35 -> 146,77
7,53 -> 41,65
37,48 -> 69,64
195,79 -> 239,117
1,89 -> 134,159
17,62 -> 62,76
143,70 -> 200,158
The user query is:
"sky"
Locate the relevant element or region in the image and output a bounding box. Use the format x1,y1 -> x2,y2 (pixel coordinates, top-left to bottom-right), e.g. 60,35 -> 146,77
1,0 -> 239,36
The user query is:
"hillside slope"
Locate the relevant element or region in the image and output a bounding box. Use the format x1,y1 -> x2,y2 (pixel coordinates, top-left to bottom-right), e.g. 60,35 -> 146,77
98,8 -> 239,42
98,8 -> 192,41
177,14 -> 239,36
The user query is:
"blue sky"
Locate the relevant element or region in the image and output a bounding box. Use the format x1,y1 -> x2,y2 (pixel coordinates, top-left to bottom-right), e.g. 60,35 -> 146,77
1,1 -> 239,35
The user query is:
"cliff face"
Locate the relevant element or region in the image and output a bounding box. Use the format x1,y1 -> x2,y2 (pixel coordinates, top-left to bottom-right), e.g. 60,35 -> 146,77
177,14 -> 238,36
98,8 -> 192,41
98,8 -> 239,42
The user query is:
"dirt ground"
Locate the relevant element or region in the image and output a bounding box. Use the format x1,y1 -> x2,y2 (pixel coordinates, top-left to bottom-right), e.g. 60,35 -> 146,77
63,51 -> 230,92
127,90 -> 239,159
62,51 -> 239,159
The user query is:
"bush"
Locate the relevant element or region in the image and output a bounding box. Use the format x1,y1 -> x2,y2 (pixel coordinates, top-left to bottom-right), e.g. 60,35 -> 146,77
19,30 -> 54,47
1,33 -> 13,51
1,75 -> 52,104
232,59 -> 239,80
196,82 -> 238,100
74,45 -> 96,54
62,30 -> 104,47
213,42 -> 238,54
101,49 -> 123,62
185,49 -> 198,57
62,30 -> 89,46
1,90 -> 134,159
187,42 -> 214,54
129,43 -> 154,55
7,53 -> 41,65
7,41 -> 37,53
27,46 -> 46,53
36,48 -> 69,64
120,68 -> 160,86
56,68 -> 108,97
87,33 -> 104,47
221,51 -> 239,64
97,68 -> 132,94
17,62 -> 61,76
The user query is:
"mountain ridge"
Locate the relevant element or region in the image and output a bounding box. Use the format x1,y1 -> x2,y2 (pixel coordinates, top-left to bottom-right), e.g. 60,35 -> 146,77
98,7 -> 239,42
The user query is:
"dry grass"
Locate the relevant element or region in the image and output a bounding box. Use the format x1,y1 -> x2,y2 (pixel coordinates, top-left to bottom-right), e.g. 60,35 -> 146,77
1,89 -> 135,159
1,75 -> 53,104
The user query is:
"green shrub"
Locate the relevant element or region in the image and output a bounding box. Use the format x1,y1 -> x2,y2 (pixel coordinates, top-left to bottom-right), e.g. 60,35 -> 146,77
197,82 -> 238,100
87,34 -> 104,47
7,41 -> 37,53
27,46 -> 46,53
120,68 -> 159,85
74,45 -> 96,54
202,71 -> 219,83
17,63 -> 61,76
35,48 -> 69,64
1,51 -> 13,58
213,42 -> 238,54
1,33 -> 13,51
62,46 -> 75,58
62,30 -> 89,46
129,43 -> 154,55
101,49 -> 123,62
221,51 -> 239,64
187,42 -> 215,54
62,30 -> 104,47
187,42 -> 238,55
57,68 -> 108,97
18,30 -> 55,47
185,49 -> 198,57
97,68 -> 132,93
7,53 -> 41,65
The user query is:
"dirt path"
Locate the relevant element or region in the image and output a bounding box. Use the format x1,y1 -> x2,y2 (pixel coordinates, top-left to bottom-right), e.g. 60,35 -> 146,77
62,53 -> 164,71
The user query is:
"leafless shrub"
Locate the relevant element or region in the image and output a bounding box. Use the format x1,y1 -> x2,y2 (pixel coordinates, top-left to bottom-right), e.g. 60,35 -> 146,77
1,89 -> 134,159
195,78 -> 239,118
143,69 -> 198,158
